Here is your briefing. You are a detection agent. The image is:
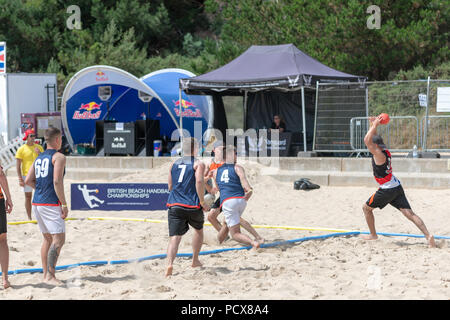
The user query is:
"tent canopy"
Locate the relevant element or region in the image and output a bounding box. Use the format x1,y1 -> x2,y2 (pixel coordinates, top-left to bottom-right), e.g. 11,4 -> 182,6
61,66 -> 214,150
180,44 -> 365,95
141,68 -> 214,142
61,65 -> 169,148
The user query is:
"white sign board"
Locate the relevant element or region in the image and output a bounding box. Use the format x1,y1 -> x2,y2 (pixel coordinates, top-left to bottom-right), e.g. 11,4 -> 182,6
437,87 -> 450,112
418,93 -> 427,107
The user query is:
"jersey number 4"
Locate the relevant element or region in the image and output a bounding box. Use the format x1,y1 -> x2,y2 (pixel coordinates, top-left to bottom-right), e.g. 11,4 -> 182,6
220,169 -> 230,183
35,158 -> 50,178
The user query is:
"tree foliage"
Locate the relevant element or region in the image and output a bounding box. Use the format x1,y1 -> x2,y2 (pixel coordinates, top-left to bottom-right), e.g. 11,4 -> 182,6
0,0 -> 447,92
205,0 -> 449,80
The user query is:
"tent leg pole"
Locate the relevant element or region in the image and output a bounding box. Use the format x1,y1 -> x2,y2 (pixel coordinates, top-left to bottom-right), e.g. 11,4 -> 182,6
301,86 -> 307,152
179,87 -> 183,156
243,91 -> 247,131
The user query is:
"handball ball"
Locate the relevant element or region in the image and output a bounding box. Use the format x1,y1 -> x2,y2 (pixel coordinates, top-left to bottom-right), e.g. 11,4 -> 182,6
379,113 -> 390,124
95,189 -> 99,193
204,194 -> 215,207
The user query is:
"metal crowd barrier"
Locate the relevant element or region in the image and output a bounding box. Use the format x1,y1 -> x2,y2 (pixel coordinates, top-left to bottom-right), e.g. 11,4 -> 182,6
350,116 -> 420,154
421,115 -> 450,152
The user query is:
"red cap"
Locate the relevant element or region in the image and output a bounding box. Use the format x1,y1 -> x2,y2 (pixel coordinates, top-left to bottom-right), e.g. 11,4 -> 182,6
23,129 -> 36,141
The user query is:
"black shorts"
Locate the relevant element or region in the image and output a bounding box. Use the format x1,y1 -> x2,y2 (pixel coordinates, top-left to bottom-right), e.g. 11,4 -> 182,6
0,199 -> 7,234
168,206 -> 204,236
366,185 -> 411,210
211,197 -> 222,211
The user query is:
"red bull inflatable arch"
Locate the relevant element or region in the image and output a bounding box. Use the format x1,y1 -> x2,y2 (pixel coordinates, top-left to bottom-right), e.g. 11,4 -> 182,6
61,65 -> 214,152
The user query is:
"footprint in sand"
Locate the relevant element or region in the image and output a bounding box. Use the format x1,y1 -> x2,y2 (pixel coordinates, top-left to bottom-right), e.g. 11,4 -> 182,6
156,285 -> 173,292
436,240 -> 447,249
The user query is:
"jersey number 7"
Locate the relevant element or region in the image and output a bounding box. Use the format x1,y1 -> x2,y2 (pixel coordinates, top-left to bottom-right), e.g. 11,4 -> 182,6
177,164 -> 187,182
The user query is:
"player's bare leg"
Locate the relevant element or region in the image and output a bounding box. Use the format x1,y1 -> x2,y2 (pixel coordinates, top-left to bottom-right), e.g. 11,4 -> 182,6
44,233 -> 65,286
361,204 -> 378,240
217,222 -> 229,244
207,208 -> 222,232
0,234 -> 10,288
41,233 -> 52,282
191,228 -> 203,268
165,235 -> 182,277
239,218 -> 264,244
399,208 -> 436,248
229,224 -> 260,249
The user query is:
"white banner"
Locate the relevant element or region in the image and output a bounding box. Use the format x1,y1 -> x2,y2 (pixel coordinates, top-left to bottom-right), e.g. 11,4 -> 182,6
437,87 -> 450,112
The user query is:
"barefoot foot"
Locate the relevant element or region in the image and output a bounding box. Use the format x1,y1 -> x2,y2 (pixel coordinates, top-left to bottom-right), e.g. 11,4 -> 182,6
360,234 -> 378,241
165,265 -> 173,277
251,240 -> 261,250
192,260 -> 203,268
2,278 -> 10,289
427,235 -> 436,248
44,277 -> 63,286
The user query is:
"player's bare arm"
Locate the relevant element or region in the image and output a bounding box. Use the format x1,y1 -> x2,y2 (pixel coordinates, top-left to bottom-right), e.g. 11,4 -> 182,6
52,153 -> 68,219
168,162 -> 174,191
194,160 -> 209,210
0,165 -> 13,213
364,116 -> 386,165
203,158 -> 212,180
235,164 -> 253,200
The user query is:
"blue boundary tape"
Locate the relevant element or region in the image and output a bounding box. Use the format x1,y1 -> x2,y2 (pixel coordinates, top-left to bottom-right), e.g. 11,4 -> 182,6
2,230 -> 448,276
359,231 -> 450,240
1,232 -> 359,275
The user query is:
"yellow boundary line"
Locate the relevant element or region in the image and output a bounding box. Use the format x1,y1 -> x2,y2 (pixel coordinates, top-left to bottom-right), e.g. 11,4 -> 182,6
8,216 -> 357,233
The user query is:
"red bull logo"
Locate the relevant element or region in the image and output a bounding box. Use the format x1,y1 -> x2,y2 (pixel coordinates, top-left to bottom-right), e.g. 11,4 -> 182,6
73,102 -> 102,120
95,71 -> 108,82
173,98 -> 202,118
174,99 -> 195,109
174,108 -> 202,118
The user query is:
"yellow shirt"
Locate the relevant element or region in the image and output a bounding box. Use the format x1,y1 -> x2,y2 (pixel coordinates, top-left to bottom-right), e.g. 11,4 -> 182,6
15,143 -> 44,176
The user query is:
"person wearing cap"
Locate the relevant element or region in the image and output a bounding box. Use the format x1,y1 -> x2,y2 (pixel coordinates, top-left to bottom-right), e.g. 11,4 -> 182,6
15,129 -> 44,220
361,115 -> 436,248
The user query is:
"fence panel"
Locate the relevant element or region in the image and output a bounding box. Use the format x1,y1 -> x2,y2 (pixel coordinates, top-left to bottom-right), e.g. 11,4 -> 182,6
314,83 -> 367,153
314,79 -> 447,154
350,116 -> 420,153
421,115 -> 450,152
422,80 -> 450,151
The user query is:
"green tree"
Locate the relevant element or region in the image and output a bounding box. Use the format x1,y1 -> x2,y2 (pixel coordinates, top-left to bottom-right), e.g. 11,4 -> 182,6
205,0 -> 449,80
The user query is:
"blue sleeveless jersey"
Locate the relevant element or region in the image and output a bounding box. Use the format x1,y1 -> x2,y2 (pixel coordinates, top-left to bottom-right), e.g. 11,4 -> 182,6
216,163 -> 245,206
167,157 -> 200,209
32,149 -> 60,206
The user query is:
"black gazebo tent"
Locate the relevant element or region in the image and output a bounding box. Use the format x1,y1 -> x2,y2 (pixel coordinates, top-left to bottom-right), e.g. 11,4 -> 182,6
180,44 -> 366,152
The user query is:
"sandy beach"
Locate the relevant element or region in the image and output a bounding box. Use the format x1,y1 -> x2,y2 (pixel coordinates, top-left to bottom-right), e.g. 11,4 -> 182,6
0,160 -> 449,300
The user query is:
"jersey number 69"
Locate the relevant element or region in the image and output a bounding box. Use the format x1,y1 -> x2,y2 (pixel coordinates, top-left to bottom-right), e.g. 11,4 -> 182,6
35,158 -> 50,178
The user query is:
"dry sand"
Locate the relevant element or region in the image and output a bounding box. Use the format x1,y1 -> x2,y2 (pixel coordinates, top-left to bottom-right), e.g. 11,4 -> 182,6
0,160 -> 449,300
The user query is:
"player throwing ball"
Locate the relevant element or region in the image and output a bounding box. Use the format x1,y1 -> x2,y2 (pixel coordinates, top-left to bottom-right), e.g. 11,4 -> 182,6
362,115 -> 436,248
165,137 -> 210,277
214,145 -> 263,249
